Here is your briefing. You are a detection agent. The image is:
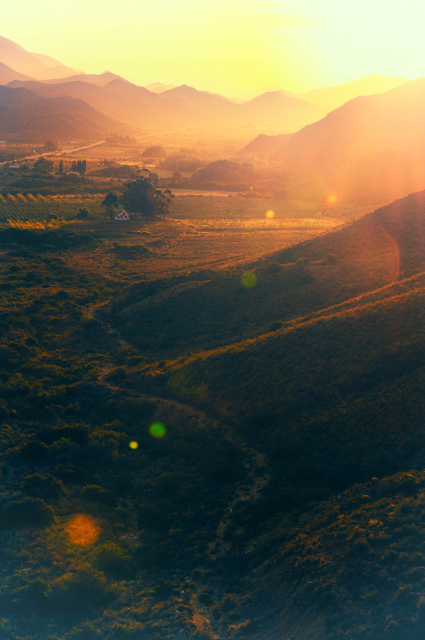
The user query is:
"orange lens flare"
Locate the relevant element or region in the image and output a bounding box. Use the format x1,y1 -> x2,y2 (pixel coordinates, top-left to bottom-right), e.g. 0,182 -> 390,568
327,195 -> 337,205
66,514 -> 100,546
266,210 -> 275,219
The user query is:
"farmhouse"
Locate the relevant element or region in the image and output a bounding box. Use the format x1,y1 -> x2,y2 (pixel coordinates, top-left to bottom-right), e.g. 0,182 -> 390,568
115,209 -> 131,221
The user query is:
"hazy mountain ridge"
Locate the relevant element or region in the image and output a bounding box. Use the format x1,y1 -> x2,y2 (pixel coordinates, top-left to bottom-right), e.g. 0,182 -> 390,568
298,72 -> 408,111
0,85 -> 133,141
0,35 -> 80,80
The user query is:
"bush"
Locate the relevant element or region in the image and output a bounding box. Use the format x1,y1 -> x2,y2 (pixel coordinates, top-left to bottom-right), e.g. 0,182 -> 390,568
268,321 -> 283,332
22,473 -> 64,499
19,441 -> 49,461
82,485 -> 116,506
50,565 -> 118,613
263,261 -> 282,275
0,497 -> 55,529
92,542 -> 132,577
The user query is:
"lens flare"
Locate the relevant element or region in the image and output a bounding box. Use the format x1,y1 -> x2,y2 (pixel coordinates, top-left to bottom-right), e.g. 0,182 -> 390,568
327,195 -> 337,205
129,441 -> 139,450
66,514 -> 100,546
266,210 -> 275,219
241,271 -> 257,288
149,422 -> 166,439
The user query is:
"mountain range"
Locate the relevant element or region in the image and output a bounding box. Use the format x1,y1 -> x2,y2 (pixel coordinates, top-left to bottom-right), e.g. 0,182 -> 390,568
0,34 -> 415,142
239,77 -> 425,205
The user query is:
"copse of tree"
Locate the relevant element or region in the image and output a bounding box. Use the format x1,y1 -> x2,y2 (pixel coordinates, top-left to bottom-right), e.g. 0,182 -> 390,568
71,160 -> 87,175
120,175 -> 173,219
33,157 -> 54,174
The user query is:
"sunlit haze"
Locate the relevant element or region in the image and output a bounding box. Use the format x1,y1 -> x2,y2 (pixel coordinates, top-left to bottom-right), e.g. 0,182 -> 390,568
2,0 -> 425,95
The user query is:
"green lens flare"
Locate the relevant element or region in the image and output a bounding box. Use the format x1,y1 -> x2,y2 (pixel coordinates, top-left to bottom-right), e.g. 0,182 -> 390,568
241,271 -> 257,288
149,422 -> 166,439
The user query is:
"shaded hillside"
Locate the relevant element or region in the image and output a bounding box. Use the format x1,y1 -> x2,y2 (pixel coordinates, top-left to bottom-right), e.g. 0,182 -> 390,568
0,85 -> 133,142
105,190 -> 425,358
8,78 -> 177,130
298,73 -> 407,112
101,190 -> 425,637
9,78 -> 217,131
0,34 -> 79,80
1,193 -> 425,639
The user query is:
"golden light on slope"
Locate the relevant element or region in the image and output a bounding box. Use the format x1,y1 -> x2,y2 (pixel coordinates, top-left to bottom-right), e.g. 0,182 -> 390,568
66,515 -> 100,546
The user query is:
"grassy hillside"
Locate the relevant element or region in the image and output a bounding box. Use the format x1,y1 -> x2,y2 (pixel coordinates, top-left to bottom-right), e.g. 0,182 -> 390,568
105,190 -> 425,358
1,190 -> 425,639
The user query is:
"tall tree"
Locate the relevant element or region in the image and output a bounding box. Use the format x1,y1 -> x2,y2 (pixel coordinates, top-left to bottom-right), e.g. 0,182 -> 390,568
101,192 -> 119,218
58,160 -> 63,175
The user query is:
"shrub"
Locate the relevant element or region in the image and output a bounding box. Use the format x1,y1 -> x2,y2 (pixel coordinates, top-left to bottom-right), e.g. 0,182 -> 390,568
19,440 -> 49,461
92,542 -> 132,577
325,253 -> 339,264
22,473 -> 64,499
82,485 -> 116,506
268,321 -> 283,332
0,497 -> 55,529
50,565 -> 118,613
263,261 -> 282,275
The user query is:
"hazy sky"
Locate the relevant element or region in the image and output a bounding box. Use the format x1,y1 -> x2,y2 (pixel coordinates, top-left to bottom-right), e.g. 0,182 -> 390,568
3,0 -> 425,95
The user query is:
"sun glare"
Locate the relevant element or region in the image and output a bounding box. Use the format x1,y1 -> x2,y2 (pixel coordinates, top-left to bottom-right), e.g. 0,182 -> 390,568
266,210 -> 275,219
66,515 -> 100,546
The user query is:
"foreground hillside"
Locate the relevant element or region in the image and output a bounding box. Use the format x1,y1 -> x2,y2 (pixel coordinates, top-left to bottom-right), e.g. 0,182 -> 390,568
105,190 -> 425,358
1,190 -> 425,639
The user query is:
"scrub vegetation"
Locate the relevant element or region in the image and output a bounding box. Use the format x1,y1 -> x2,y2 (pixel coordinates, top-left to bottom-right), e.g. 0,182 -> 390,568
1,188 -> 425,638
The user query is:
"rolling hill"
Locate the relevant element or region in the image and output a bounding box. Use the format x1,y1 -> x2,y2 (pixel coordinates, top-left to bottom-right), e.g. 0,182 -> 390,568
0,85 -> 133,141
100,189 -> 425,638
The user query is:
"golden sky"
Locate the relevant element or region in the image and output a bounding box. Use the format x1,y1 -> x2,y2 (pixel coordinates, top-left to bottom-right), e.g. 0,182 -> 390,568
3,0 -> 425,96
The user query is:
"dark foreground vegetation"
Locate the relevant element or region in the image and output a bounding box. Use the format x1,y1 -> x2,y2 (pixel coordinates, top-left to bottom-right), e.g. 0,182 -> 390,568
1,190 -> 425,639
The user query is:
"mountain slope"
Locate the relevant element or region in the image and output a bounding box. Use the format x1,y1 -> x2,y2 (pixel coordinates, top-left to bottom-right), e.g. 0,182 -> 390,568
160,84 -> 326,132
0,35 -> 80,80
298,73 -> 408,112
239,77 -> 425,205
100,189 -> 425,638
41,71 -> 120,87
0,85 -> 132,141
106,188 -> 425,359
242,91 -> 325,131
8,78 -> 212,130
0,61 -> 32,85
